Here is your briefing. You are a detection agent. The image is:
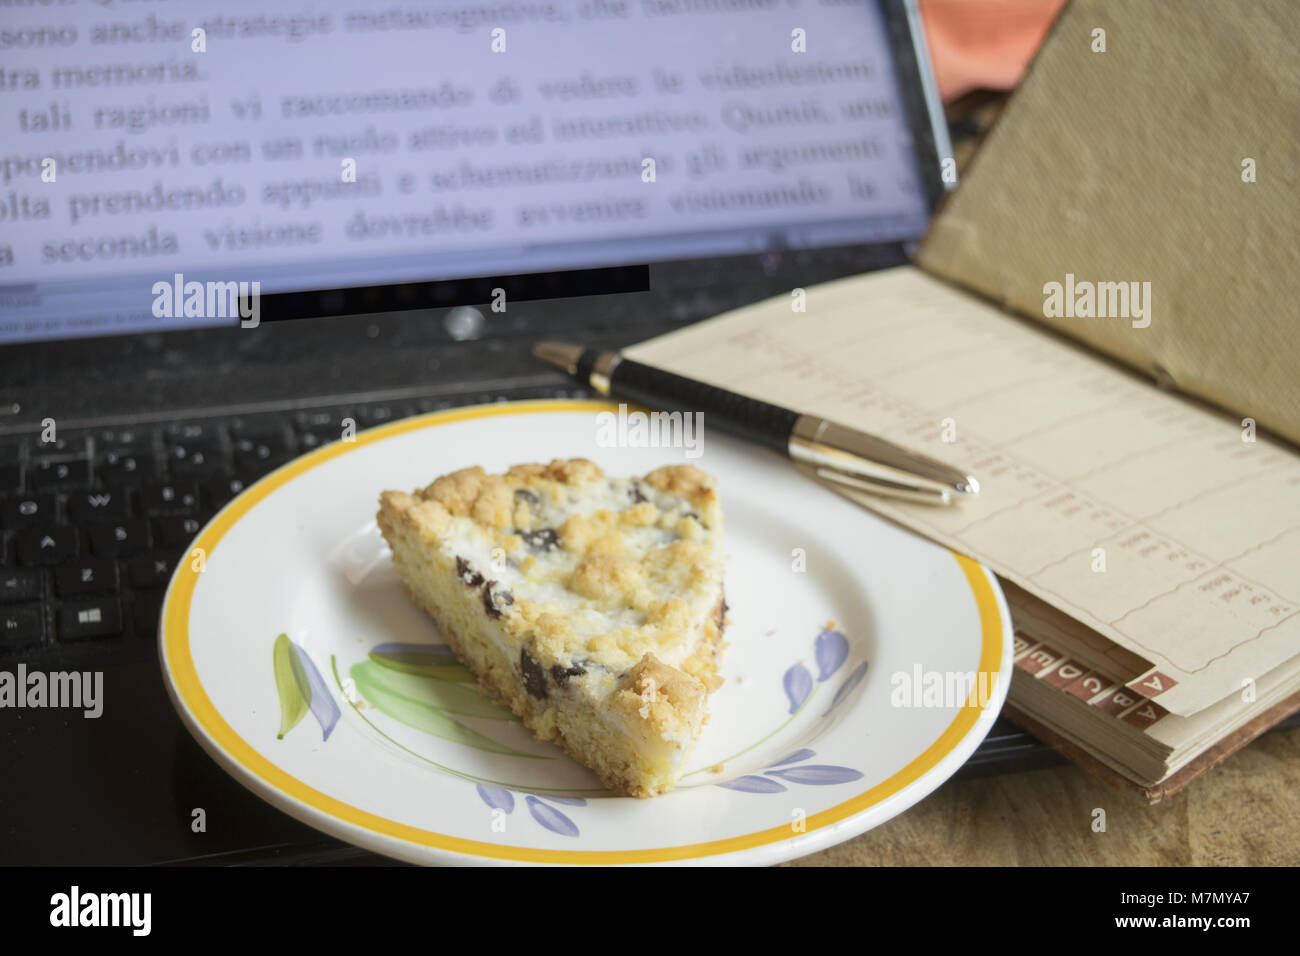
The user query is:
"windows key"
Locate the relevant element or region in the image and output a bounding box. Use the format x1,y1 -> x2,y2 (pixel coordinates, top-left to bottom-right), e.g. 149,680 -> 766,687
58,599 -> 123,641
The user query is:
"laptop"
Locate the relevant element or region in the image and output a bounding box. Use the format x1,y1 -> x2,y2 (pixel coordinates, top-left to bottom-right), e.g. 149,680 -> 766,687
0,0 -> 1061,865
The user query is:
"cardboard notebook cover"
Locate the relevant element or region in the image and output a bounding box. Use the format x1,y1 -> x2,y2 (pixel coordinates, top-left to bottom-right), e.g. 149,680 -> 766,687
916,0 -> 1300,447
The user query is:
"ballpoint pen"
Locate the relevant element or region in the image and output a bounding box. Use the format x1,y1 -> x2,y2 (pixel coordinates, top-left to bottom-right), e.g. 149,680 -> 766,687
534,341 -> 979,505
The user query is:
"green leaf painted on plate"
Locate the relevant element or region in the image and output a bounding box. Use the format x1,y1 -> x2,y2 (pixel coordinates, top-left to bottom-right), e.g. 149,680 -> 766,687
352,659 -> 517,721
349,661 -> 539,757
273,633 -> 311,739
369,649 -> 475,683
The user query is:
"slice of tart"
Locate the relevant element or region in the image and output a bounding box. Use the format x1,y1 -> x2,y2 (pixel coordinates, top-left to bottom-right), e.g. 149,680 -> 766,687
377,459 -> 727,798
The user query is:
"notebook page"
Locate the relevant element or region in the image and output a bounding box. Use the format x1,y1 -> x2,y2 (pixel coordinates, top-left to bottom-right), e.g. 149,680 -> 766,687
626,266 -> 1300,716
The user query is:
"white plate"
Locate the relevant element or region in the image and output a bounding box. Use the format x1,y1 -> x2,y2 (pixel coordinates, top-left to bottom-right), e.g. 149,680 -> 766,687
160,400 -> 1012,865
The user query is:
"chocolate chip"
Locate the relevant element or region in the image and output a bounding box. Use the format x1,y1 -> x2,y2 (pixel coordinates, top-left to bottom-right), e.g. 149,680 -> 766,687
519,527 -> 559,551
514,488 -> 541,508
628,484 -> 647,504
677,509 -> 705,530
550,662 -> 586,688
521,648 -> 548,699
482,581 -> 514,618
455,556 -> 483,588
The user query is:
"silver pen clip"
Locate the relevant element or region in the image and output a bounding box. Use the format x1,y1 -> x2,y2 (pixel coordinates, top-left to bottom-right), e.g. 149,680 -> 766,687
789,416 -> 979,506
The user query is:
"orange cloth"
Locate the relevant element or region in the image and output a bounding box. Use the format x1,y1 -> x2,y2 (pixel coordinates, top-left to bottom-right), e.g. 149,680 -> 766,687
919,0 -> 1067,102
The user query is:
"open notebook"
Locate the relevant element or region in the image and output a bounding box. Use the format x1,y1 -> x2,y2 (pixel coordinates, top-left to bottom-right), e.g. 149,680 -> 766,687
627,266 -> 1300,798
625,0 -> 1300,800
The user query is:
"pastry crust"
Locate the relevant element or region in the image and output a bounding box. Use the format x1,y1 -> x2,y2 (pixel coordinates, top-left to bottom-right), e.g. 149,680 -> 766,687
377,459 -> 728,797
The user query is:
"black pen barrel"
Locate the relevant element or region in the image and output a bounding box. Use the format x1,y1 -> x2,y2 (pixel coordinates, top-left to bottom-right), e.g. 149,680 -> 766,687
607,358 -> 799,454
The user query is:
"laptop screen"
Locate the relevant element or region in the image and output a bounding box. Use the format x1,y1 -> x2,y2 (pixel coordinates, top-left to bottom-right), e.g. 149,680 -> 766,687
0,1 -> 937,344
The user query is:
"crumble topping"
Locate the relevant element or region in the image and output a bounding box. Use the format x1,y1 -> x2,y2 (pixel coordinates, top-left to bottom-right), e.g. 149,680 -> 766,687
381,459 -> 725,681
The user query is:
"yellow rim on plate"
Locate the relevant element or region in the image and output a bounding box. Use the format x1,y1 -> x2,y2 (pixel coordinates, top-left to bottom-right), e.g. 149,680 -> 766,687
161,400 -> 1007,863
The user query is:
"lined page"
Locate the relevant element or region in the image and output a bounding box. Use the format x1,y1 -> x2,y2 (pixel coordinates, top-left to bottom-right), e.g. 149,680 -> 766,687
626,266 -> 1300,715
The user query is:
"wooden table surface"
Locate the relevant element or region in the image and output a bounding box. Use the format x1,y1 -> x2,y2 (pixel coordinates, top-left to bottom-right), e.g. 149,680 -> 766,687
782,726 -> 1300,866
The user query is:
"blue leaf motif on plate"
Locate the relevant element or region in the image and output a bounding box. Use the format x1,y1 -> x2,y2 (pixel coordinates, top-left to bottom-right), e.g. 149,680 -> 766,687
783,663 -> 813,714
765,765 -> 864,786
814,629 -> 849,681
717,775 -> 788,794
525,795 -> 580,837
823,661 -> 869,716
766,748 -> 816,768
293,641 -> 341,742
534,795 -> 587,806
476,784 -> 515,813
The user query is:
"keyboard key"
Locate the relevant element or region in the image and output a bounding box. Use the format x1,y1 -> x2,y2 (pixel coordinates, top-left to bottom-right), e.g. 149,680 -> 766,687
357,405 -> 399,426
295,409 -> 336,430
235,448 -> 292,474
92,427 -> 145,448
0,569 -> 40,604
239,431 -> 289,453
296,430 -> 334,451
31,459 -> 92,491
99,450 -> 154,484
141,481 -> 200,515
55,558 -> 119,597
17,526 -> 77,566
32,435 -> 89,459
131,589 -> 165,640
88,519 -> 150,558
127,553 -> 175,589
167,441 -> 226,478
58,598 -> 123,641
202,474 -> 250,507
229,413 -> 289,437
234,430 -> 290,453
1,494 -> 55,530
0,462 -> 21,493
153,515 -> 203,548
67,489 -> 130,523
0,605 -> 43,651
166,422 -> 219,443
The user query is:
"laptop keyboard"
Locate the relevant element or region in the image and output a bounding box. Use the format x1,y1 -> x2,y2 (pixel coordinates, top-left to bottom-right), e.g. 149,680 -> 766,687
0,384 -> 588,665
